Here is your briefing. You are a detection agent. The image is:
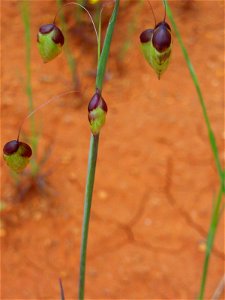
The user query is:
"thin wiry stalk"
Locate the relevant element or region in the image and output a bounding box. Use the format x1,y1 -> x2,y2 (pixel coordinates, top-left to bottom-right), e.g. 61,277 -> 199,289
164,0 -> 224,191
56,0 -> 80,91
21,0 -> 39,175
198,187 -> 223,300
163,1 -> 225,299
78,1 -> 120,299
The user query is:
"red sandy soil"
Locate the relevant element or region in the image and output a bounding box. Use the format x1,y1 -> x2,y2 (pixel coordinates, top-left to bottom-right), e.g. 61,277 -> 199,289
1,1 -> 224,299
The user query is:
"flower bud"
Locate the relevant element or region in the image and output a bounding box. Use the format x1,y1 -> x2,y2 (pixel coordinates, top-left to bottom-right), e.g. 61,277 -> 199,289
88,90 -> 108,135
37,23 -> 64,63
140,29 -> 153,44
140,21 -> 172,79
140,28 -> 154,68
152,22 -> 171,52
3,140 -> 32,173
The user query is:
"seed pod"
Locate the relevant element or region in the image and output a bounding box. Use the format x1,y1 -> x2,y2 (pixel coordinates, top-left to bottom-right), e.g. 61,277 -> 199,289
3,140 -> 32,173
88,89 -> 108,135
140,21 -> 172,79
37,23 -> 64,63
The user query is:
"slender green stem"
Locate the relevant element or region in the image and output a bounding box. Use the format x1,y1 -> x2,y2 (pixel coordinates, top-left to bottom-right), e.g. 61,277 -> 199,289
21,0 -> 38,174
198,186 -> 224,300
74,0 -> 84,23
78,134 -> 99,300
21,1 -> 32,113
118,0 -> 144,62
163,2 -> 225,298
56,0 -> 80,91
97,7 -> 102,64
164,0 -> 224,192
95,0 -> 120,91
78,1 -> 120,299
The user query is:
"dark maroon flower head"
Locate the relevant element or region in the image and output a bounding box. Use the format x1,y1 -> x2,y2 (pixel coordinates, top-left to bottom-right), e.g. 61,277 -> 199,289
39,23 -> 55,34
52,26 -> 64,45
155,21 -> 171,31
88,89 -> 108,113
20,142 -> 32,158
140,29 -> 154,43
152,22 -> 171,52
3,140 -> 19,155
38,24 -> 64,46
3,140 -> 32,158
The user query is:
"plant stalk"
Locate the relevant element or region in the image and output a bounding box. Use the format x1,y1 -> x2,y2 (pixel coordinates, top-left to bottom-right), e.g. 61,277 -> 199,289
95,0 -> 120,91
56,0 -> 80,91
21,0 -> 39,175
163,2 -> 225,298
78,1 -> 120,299
198,186 -> 224,300
164,0 -> 224,192
78,134 -> 99,300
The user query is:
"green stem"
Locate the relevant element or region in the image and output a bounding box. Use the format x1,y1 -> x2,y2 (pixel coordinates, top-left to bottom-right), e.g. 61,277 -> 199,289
56,0 -> 80,91
198,186 -> 224,300
78,134 -> 99,300
164,0 -> 224,191
95,0 -> 120,91
97,7 -> 102,64
163,2 -> 225,298
78,1 -> 120,299
21,0 -> 38,175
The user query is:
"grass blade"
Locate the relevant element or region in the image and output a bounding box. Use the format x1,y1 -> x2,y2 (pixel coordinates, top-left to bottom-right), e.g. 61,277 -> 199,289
164,0 -> 224,191
78,1 -> 120,299
95,0 -> 120,91
21,0 -> 39,174
198,187 -> 224,300
163,2 -> 225,298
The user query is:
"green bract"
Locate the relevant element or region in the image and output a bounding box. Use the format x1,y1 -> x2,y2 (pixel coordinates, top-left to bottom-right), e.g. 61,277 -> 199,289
89,107 -> 107,135
88,90 -> 108,135
37,23 -> 64,63
140,21 -> 172,79
3,140 -> 32,173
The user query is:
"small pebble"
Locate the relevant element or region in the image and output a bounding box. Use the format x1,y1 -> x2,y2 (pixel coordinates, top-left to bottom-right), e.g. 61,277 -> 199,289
69,172 -> 77,182
198,240 -> 206,252
44,238 -> 54,247
33,212 -> 42,221
0,228 -> 6,238
2,97 -> 13,108
151,197 -> 160,206
88,268 -> 97,277
98,190 -> 108,200
60,270 -> 68,278
19,209 -> 29,219
144,218 -> 152,226
215,69 -> 224,77
40,75 -> 55,83
61,153 -> 73,165
211,79 -> 220,87
63,115 -> 74,124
